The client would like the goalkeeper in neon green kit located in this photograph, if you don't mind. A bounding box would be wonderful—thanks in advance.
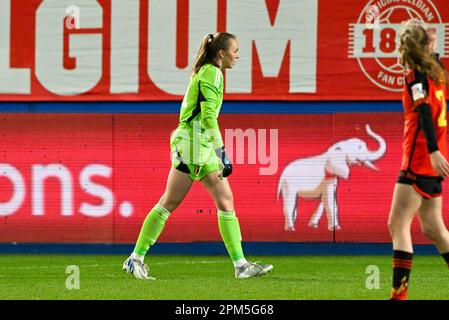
[123,33,273,280]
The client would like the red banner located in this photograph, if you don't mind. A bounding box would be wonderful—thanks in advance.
[0,0,448,101]
[0,113,447,244]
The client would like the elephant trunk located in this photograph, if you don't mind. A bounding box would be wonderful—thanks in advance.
[364,124,386,162]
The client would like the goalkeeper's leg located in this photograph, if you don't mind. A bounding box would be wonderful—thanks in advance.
[134,167,193,256]
[200,170,273,278]
[124,167,193,279]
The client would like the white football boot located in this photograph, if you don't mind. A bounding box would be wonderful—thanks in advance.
[235,261,273,279]
[122,256,155,280]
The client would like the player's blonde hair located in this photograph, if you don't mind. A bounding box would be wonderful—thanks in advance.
[192,32,236,74]
[399,19,447,85]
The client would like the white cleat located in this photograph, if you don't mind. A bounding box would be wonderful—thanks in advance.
[122,257,155,280]
[235,261,273,279]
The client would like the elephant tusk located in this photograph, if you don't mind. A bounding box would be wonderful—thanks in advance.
[363,160,379,171]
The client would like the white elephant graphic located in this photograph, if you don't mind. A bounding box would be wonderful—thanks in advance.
[277,124,386,231]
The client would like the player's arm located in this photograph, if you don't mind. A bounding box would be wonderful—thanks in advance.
[417,104,449,177]
[200,67,223,149]
[409,70,449,176]
[416,104,438,153]
[200,67,232,177]
[408,70,434,153]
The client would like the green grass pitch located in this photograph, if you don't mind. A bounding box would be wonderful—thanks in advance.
[0,255,447,300]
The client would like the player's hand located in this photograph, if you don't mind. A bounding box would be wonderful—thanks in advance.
[215,146,232,178]
[430,151,449,177]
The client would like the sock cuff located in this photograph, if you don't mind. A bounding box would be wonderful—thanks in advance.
[154,204,171,221]
[393,250,413,269]
[393,259,412,269]
[217,210,236,219]
[393,250,413,260]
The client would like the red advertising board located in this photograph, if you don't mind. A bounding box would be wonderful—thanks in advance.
[0,0,448,101]
[0,113,446,244]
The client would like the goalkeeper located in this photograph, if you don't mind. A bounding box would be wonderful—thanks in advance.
[123,32,273,280]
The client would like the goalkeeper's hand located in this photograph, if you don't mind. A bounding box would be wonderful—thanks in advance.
[215,146,233,178]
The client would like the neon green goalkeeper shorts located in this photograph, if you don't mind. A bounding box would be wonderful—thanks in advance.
[170,125,221,181]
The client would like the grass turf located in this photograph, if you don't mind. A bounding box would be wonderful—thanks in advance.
[0,255,447,300]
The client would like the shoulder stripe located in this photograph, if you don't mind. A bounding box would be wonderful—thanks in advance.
[201,64,221,88]
[214,68,222,88]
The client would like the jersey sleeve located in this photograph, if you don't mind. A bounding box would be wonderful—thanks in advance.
[416,104,439,153]
[406,70,439,153]
[406,69,429,110]
[199,66,224,149]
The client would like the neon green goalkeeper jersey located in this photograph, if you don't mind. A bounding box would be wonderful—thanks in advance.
[178,63,224,149]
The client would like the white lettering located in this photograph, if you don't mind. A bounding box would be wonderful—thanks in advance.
[0,164,26,216]
[258,129,279,176]
[226,129,258,165]
[148,0,217,95]
[79,164,114,217]
[32,164,73,216]
[0,0,31,93]
[227,0,318,93]
[110,0,139,93]
[225,128,279,175]
[2,2,323,96]
[365,265,380,289]
[65,5,81,30]
[65,265,80,289]
[35,0,103,95]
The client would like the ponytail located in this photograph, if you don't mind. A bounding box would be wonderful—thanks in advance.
[192,32,236,74]
[399,19,448,85]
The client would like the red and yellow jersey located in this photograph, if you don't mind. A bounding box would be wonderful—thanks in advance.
[401,69,447,177]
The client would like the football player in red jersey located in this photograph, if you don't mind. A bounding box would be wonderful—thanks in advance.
[388,19,449,300]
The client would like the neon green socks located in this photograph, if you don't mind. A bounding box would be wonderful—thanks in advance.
[133,204,171,256]
[133,206,247,267]
[218,210,246,263]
